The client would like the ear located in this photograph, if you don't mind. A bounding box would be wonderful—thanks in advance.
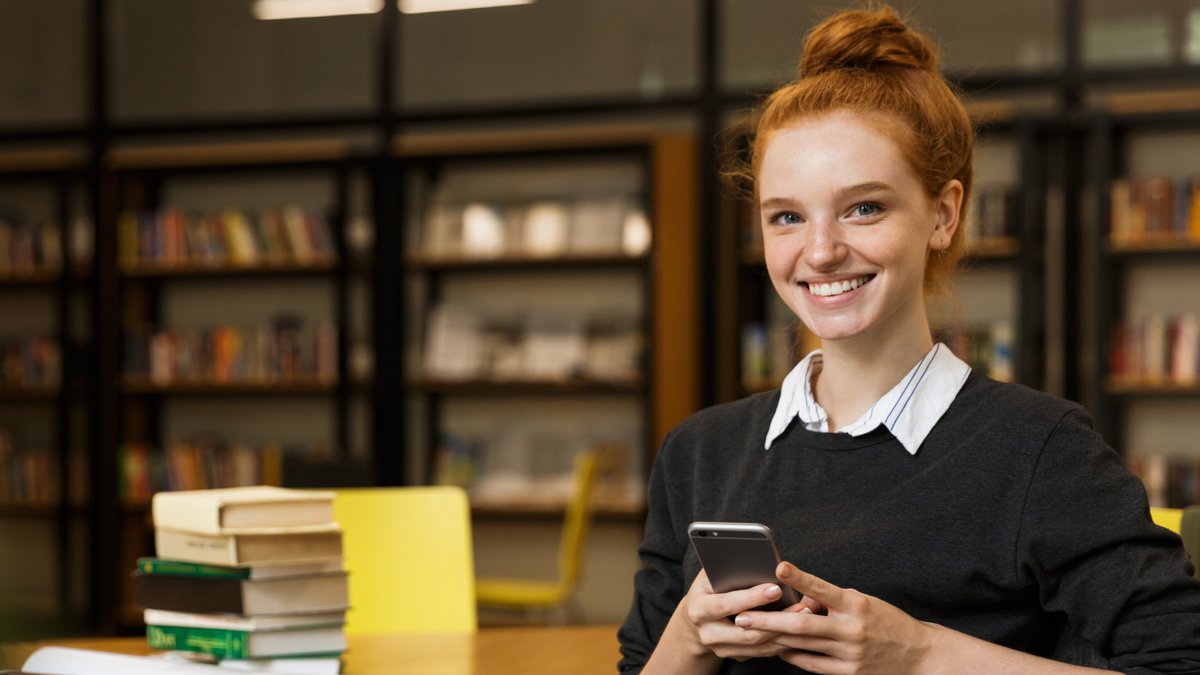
[928,179,963,251]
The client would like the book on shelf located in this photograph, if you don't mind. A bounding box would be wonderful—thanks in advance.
[1110,176,1200,246]
[152,485,335,535]
[136,569,349,616]
[0,430,60,506]
[1109,314,1200,385]
[154,524,343,567]
[521,201,569,257]
[569,198,627,254]
[1128,454,1200,508]
[460,202,507,258]
[146,623,346,660]
[138,556,343,580]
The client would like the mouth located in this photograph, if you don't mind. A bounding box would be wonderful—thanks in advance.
[803,275,874,298]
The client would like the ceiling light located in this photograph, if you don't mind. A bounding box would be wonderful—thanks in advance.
[398,0,534,14]
[253,0,383,20]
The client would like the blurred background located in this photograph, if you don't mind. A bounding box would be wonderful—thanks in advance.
[1,0,1199,639]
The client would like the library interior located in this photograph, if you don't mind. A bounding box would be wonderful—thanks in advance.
[1,0,1200,672]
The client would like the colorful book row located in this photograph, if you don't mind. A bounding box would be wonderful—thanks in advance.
[119,440,335,501]
[1110,176,1200,246]
[0,218,63,276]
[118,205,335,268]
[1109,314,1200,385]
[0,335,61,388]
[936,321,1015,383]
[1129,454,1200,509]
[0,436,59,506]
[122,319,338,385]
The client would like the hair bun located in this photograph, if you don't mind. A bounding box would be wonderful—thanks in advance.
[799,6,938,78]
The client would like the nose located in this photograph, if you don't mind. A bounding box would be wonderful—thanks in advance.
[802,217,846,271]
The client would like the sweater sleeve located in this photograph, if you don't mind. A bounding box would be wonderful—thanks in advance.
[617,429,691,674]
[1017,407,1200,673]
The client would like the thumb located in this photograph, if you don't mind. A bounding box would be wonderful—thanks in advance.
[777,561,842,608]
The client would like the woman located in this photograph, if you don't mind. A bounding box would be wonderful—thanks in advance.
[617,5,1200,674]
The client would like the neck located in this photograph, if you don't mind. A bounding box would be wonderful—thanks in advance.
[812,311,934,430]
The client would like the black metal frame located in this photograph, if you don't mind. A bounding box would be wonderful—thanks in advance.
[1,0,1199,635]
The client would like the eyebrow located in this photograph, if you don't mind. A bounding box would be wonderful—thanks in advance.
[759,181,895,210]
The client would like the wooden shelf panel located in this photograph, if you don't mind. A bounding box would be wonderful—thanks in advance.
[120,377,338,396]
[406,252,647,272]
[120,258,337,279]
[966,236,1020,259]
[1106,378,1200,396]
[410,376,644,395]
[0,386,60,401]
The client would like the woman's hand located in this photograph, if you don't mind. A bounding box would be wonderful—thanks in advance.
[677,569,798,661]
[731,561,934,674]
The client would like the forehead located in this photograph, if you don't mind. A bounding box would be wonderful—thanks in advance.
[757,111,915,194]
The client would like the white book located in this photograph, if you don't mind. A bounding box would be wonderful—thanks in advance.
[152,486,335,535]
[144,609,346,632]
[461,202,506,258]
[521,201,569,257]
[217,654,342,674]
[24,647,232,674]
[1171,314,1198,384]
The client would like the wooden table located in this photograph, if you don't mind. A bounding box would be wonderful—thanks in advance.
[1,624,622,674]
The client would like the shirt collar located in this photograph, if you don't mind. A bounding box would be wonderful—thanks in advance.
[765,342,971,455]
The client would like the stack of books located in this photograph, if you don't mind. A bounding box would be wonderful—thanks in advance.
[137,486,348,674]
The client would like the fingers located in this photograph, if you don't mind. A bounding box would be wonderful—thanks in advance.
[690,581,787,624]
[777,561,843,607]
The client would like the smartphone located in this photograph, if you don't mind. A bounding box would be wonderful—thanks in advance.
[688,521,799,611]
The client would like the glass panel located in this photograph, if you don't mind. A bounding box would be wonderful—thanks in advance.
[1083,0,1200,68]
[396,0,698,109]
[721,0,1061,93]
[110,0,376,122]
[0,0,87,127]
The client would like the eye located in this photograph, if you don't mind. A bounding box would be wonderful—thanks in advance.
[849,202,884,218]
[768,211,802,226]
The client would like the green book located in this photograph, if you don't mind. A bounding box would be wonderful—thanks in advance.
[137,556,342,580]
[146,623,346,659]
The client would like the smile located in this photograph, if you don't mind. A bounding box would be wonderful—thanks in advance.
[805,275,873,298]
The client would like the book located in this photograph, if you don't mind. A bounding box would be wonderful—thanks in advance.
[154,524,343,567]
[144,608,345,632]
[215,654,343,674]
[136,570,349,616]
[137,556,343,580]
[151,485,335,534]
[147,623,346,659]
[23,646,235,674]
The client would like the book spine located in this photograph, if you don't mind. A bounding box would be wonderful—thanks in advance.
[137,557,250,579]
[146,623,250,659]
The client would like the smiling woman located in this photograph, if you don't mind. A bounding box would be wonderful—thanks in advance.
[617,5,1200,675]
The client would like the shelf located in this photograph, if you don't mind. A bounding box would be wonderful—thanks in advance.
[120,258,337,279]
[406,252,647,272]
[0,503,68,518]
[965,236,1020,260]
[120,376,338,396]
[410,376,644,396]
[0,386,60,402]
[1106,378,1200,396]
[1107,240,1200,258]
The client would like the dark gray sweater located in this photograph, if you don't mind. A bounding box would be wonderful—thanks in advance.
[617,374,1200,674]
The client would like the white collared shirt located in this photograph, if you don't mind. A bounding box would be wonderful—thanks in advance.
[764,343,971,454]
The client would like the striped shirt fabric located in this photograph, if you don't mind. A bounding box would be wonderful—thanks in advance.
[764,342,971,454]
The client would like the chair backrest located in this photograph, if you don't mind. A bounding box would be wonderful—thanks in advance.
[557,452,599,593]
[1151,506,1183,534]
[333,486,476,634]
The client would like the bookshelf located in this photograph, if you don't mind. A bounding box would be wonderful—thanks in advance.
[1090,109,1200,508]
[102,140,373,628]
[0,149,92,637]
[396,131,697,519]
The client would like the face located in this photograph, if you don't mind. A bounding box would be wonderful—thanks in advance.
[757,110,961,348]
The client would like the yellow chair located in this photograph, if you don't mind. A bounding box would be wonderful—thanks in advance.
[475,452,598,621]
[1151,505,1200,580]
[333,486,476,634]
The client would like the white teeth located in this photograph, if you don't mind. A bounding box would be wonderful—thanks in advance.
[808,276,868,297]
